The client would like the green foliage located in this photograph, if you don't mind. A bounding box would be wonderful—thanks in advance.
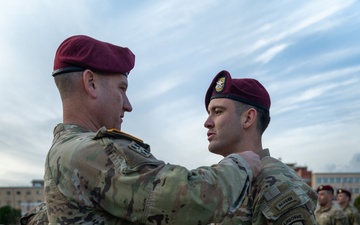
[0,205,21,225]
[355,195,360,211]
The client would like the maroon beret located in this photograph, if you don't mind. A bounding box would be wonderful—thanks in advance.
[52,35,135,77]
[317,185,334,194]
[205,70,271,111]
[337,188,351,199]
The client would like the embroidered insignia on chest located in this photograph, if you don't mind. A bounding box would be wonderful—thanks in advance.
[215,77,225,93]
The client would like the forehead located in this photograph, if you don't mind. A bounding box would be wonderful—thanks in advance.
[105,73,129,85]
[318,190,332,195]
[208,98,236,110]
[337,193,347,197]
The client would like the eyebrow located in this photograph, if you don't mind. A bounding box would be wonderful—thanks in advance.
[208,105,226,112]
[119,80,128,87]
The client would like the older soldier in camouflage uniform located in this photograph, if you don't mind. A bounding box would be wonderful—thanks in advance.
[20,35,262,225]
[316,185,349,225]
[337,188,360,225]
[204,70,318,224]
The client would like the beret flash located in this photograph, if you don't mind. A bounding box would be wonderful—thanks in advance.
[52,35,135,77]
[317,185,334,194]
[205,70,271,111]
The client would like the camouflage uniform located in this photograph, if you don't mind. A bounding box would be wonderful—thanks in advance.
[343,204,360,225]
[20,202,48,225]
[42,123,254,225]
[315,204,349,225]
[210,149,318,225]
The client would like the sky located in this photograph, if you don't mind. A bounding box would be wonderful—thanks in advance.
[0,0,359,186]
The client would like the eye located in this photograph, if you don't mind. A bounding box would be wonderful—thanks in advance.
[119,85,127,93]
[214,109,222,115]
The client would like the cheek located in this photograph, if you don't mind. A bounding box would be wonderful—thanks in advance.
[223,115,241,131]
[110,92,123,104]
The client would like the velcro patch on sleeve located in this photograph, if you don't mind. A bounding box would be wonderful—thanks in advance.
[272,191,301,213]
[275,195,298,211]
[260,189,304,220]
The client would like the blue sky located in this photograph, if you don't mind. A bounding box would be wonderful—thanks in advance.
[0,0,359,186]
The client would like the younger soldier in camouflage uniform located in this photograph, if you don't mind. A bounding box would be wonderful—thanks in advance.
[21,35,262,225]
[337,188,360,225]
[204,70,318,224]
[316,185,349,225]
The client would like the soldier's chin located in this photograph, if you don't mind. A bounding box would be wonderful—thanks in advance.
[208,145,222,156]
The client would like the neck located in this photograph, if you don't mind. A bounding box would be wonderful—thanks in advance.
[322,201,332,209]
[242,131,263,151]
[338,202,348,209]
[62,100,99,132]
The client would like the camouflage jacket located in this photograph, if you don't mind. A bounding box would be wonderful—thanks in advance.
[210,149,318,225]
[20,202,48,225]
[41,123,254,225]
[315,204,349,225]
[343,204,360,225]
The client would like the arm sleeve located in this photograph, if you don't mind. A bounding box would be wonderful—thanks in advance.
[46,135,253,224]
[144,154,252,224]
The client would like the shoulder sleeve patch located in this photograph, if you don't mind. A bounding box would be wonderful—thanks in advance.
[128,141,152,158]
[278,206,317,225]
[260,186,313,220]
[93,127,150,149]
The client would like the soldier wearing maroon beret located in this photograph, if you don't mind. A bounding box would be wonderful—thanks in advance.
[20,36,262,225]
[337,188,360,225]
[316,184,349,225]
[206,70,318,225]
[318,185,335,194]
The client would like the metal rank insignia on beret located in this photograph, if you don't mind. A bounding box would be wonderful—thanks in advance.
[215,77,225,93]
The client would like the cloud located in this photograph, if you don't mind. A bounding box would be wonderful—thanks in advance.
[251,0,354,52]
[1,0,360,186]
[325,153,360,172]
[255,44,289,64]
[133,75,187,102]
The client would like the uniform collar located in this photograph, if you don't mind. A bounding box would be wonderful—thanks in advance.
[256,148,270,159]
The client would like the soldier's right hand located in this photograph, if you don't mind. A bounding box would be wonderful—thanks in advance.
[238,151,261,178]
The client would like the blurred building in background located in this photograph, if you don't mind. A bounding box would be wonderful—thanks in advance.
[0,180,44,215]
[287,163,313,187]
[312,172,360,200]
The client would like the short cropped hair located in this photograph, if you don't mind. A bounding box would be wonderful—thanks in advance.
[54,71,83,99]
[234,101,270,134]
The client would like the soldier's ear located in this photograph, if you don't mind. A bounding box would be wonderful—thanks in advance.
[242,108,257,129]
[82,69,98,98]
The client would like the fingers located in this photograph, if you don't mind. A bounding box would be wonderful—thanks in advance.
[238,151,261,177]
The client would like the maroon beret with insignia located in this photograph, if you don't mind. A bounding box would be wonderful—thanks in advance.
[205,70,271,111]
[317,185,334,194]
[52,35,135,77]
[337,188,351,199]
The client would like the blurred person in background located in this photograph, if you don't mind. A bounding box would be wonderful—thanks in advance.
[316,185,349,225]
[337,188,360,225]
